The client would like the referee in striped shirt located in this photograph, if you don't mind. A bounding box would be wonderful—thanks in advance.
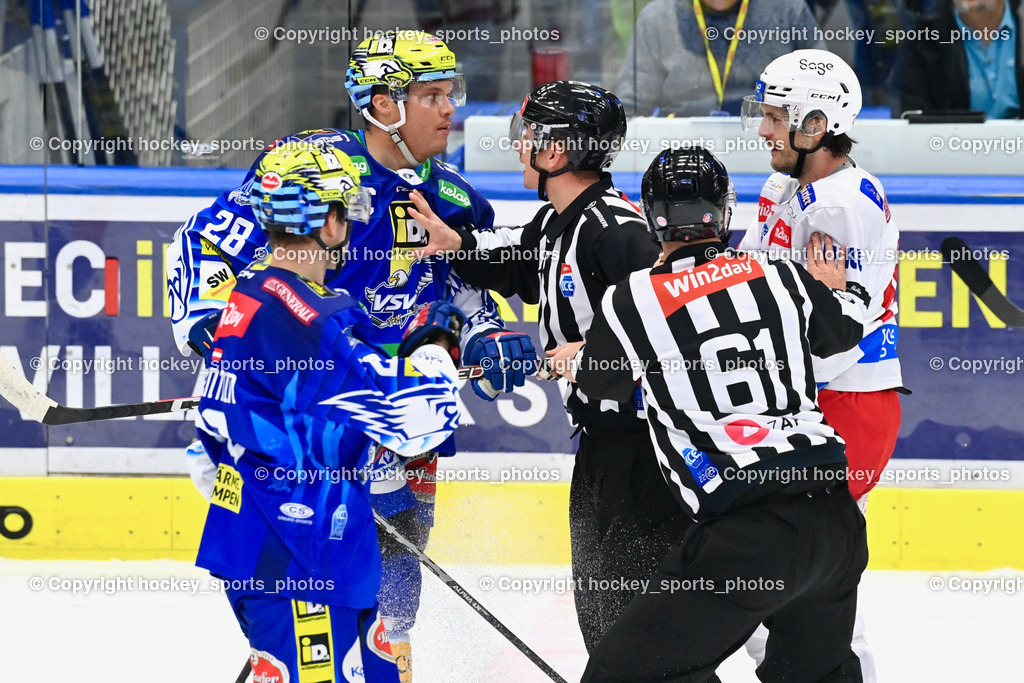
[558,147,871,682]
[411,81,694,653]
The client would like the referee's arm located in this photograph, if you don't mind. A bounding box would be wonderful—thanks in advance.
[573,287,638,403]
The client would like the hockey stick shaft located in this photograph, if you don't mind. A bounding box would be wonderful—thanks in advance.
[0,358,488,425]
[373,511,568,683]
[941,237,1024,328]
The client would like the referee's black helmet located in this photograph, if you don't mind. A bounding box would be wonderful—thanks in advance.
[641,146,735,243]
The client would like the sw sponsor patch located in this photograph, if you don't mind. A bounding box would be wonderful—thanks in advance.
[199,260,236,301]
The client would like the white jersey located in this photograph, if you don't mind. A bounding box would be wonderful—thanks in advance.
[738,160,902,392]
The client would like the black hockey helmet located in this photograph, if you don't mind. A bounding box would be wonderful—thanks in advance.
[508,80,627,199]
[641,146,735,243]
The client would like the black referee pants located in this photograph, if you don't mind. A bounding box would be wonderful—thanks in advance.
[581,487,869,682]
[570,427,694,653]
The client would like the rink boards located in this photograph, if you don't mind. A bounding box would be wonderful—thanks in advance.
[1,168,1023,568]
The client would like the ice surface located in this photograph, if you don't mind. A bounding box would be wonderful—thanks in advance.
[1,559,1021,682]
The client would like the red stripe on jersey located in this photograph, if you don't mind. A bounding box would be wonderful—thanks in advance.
[263,277,318,325]
[652,256,764,317]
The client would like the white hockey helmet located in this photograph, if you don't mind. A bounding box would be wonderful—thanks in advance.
[741,49,862,137]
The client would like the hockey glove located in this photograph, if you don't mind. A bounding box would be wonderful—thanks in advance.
[187,310,222,361]
[397,301,467,364]
[464,331,538,400]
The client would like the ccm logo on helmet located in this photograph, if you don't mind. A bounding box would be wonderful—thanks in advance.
[798,59,834,76]
[808,91,840,102]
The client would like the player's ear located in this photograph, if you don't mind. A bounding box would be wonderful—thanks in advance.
[370,91,397,122]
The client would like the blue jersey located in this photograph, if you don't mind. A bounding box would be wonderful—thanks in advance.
[195,263,460,607]
[167,128,502,357]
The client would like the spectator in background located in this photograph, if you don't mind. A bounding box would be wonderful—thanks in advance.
[616,0,825,117]
[899,0,1023,118]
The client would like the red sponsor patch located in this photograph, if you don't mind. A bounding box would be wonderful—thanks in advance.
[768,219,792,248]
[211,348,223,363]
[757,197,776,223]
[652,256,764,317]
[367,613,394,661]
[263,277,318,325]
[260,172,282,192]
[561,263,572,275]
[724,419,770,446]
[216,292,262,339]
[249,649,289,683]
[882,195,891,223]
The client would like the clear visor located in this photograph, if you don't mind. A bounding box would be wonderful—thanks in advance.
[506,113,560,154]
[393,73,467,108]
[740,96,766,132]
[345,186,373,224]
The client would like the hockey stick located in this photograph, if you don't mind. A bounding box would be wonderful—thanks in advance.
[941,237,1024,328]
[230,507,567,683]
[0,355,490,425]
[373,511,568,683]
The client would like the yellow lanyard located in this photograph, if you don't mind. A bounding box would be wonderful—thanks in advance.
[693,0,750,109]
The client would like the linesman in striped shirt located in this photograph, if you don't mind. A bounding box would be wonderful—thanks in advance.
[560,147,872,682]
[410,81,694,653]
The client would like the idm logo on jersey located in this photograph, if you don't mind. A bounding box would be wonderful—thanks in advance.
[390,202,428,248]
[559,264,576,297]
[681,447,719,487]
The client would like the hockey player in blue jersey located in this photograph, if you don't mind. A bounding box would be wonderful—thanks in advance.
[196,142,468,683]
[167,31,536,680]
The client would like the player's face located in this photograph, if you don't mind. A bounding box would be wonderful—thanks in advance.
[399,80,457,162]
[757,103,819,174]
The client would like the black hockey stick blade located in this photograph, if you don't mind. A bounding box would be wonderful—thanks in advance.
[374,511,568,683]
[941,237,1024,328]
[234,658,251,683]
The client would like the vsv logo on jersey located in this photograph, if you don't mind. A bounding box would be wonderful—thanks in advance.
[559,264,576,298]
[768,219,792,248]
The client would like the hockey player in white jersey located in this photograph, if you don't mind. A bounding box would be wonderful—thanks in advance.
[738,48,906,682]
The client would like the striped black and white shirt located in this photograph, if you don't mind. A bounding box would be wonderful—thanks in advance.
[575,241,867,519]
[452,174,659,429]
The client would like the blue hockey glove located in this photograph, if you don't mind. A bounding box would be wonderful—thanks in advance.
[464,331,538,400]
[398,301,467,364]
[187,310,222,361]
